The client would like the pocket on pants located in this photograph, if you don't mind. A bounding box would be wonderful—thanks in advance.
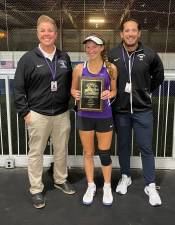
[27,110,43,128]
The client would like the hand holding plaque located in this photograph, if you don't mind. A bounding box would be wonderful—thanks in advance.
[79,77,104,111]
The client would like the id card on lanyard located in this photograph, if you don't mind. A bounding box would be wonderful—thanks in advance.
[122,47,135,94]
[125,82,131,93]
[51,81,57,91]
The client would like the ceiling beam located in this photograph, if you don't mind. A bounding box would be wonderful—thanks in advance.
[118,0,135,28]
[63,8,78,29]
[0,2,37,29]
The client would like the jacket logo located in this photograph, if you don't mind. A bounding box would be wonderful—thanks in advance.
[137,54,146,61]
[113,58,120,62]
[36,64,44,68]
[57,60,67,68]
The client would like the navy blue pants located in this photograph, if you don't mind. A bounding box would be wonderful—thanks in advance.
[113,110,155,185]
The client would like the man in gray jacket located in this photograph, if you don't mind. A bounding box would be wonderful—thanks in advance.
[108,18,164,206]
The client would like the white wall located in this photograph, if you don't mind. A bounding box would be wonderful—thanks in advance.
[0,51,174,70]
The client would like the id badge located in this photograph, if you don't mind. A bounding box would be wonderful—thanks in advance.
[51,81,57,92]
[125,82,131,93]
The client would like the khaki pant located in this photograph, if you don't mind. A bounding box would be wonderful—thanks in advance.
[27,110,70,194]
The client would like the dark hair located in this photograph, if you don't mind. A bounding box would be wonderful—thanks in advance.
[120,18,141,31]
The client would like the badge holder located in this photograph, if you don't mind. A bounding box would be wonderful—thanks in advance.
[51,81,57,92]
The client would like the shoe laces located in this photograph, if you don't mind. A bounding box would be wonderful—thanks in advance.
[85,186,96,197]
[103,186,112,198]
[32,193,44,203]
[119,176,129,186]
[148,185,160,197]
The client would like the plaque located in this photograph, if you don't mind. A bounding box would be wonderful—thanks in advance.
[79,77,104,111]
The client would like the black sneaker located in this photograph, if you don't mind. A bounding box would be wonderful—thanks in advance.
[32,192,46,209]
[54,181,76,195]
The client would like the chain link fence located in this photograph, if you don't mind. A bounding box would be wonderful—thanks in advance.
[0,0,174,52]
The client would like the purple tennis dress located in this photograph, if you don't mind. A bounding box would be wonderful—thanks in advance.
[77,62,112,118]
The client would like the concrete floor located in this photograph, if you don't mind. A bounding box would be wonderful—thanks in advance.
[0,167,175,225]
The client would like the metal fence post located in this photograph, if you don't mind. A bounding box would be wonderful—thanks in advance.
[172,98,175,159]
[5,76,14,168]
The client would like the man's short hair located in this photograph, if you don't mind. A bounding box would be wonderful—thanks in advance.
[37,15,57,32]
[120,18,141,31]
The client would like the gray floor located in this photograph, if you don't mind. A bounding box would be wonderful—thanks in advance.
[0,167,175,225]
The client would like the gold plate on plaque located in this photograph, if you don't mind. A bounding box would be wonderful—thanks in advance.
[79,77,104,112]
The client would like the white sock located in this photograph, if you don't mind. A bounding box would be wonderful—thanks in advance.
[88,182,96,188]
[104,183,111,188]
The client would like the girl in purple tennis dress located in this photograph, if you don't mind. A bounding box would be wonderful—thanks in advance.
[71,34,117,205]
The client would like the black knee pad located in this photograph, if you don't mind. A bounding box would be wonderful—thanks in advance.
[98,149,112,166]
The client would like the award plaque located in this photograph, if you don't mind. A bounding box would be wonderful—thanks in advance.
[79,77,104,111]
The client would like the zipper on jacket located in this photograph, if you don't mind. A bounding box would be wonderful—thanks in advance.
[128,56,133,114]
[125,48,143,114]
